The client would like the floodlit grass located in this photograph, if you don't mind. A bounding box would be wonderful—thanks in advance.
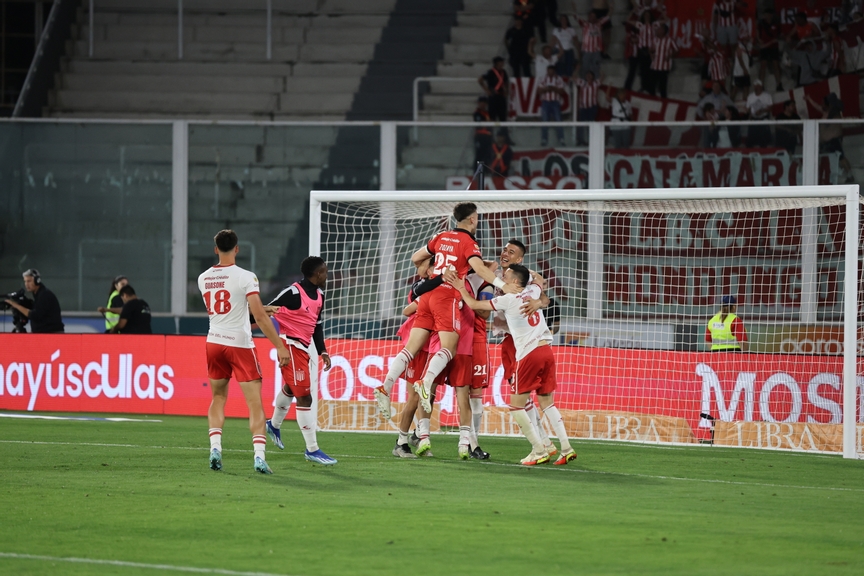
[0,412,862,576]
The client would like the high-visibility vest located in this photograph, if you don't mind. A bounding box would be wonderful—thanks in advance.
[490,144,509,172]
[708,313,740,350]
[105,290,121,330]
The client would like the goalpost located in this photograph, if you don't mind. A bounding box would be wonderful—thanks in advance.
[309,186,862,459]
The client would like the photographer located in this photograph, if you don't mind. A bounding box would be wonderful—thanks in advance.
[4,269,64,333]
[108,285,151,334]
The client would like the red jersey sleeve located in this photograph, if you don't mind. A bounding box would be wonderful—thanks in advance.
[731,318,747,342]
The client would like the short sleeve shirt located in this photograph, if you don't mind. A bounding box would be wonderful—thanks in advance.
[119,298,152,334]
[198,264,259,348]
[490,283,553,360]
[426,229,483,278]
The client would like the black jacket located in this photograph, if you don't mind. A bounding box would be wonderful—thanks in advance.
[29,285,65,333]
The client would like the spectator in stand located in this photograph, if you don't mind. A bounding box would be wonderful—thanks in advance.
[532,0,549,43]
[538,65,567,146]
[808,92,854,183]
[786,11,821,45]
[506,18,534,77]
[730,36,751,101]
[702,103,721,147]
[774,99,801,154]
[825,24,846,77]
[787,39,829,87]
[530,42,559,77]
[551,15,578,77]
[721,104,743,147]
[607,87,633,149]
[490,131,514,176]
[648,23,677,98]
[514,0,535,37]
[712,0,744,63]
[473,97,493,171]
[622,17,640,91]
[592,0,614,59]
[577,9,610,79]
[575,69,601,146]
[633,9,660,93]
[745,80,772,147]
[704,37,729,92]
[479,57,509,121]
[698,81,734,118]
[756,8,783,91]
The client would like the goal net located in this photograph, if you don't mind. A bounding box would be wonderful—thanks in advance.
[308,187,863,457]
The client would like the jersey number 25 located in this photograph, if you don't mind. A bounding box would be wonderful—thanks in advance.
[433,252,458,275]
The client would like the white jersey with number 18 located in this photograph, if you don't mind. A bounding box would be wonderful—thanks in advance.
[197,263,259,348]
[490,283,553,361]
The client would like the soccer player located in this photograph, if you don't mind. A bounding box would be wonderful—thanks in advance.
[198,229,291,474]
[491,240,555,455]
[263,256,337,465]
[374,202,518,418]
[448,265,577,466]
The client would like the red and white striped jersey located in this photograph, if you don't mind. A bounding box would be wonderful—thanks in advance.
[538,74,566,103]
[708,48,728,80]
[636,21,657,50]
[650,37,677,71]
[579,16,609,53]
[830,37,844,70]
[713,0,737,27]
[576,78,600,108]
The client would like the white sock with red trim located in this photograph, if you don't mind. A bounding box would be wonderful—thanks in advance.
[422,349,453,386]
[209,428,222,452]
[252,434,266,460]
[525,399,550,444]
[271,389,293,429]
[544,404,571,451]
[459,426,471,448]
[296,406,319,452]
[382,349,413,394]
[510,406,545,453]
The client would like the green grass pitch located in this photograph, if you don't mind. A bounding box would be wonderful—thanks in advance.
[0,412,862,576]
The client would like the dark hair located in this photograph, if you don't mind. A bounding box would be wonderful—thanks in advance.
[559,15,570,27]
[703,103,715,112]
[783,99,795,109]
[108,275,127,297]
[453,202,477,222]
[507,239,527,255]
[214,229,238,252]
[301,256,326,278]
[493,56,504,64]
[796,11,807,19]
[508,263,530,288]
[119,285,136,297]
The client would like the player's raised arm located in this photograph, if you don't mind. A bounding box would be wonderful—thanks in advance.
[520,270,551,316]
[411,246,432,268]
[469,256,519,294]
[445,270,494,312]
[248,293,291,367]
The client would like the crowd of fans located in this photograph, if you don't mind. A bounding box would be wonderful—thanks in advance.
[472,0,861,179]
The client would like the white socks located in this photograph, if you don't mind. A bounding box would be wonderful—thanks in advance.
[526,400,550,444]
[510,406,545,453]
[296,406,319,452]
[209,428,222,451]
[544,404,572,451]
[383,349,414,394]
[270,388,293,429]
[459,425,472,448]
[422,349,453,386]
[418,417,431,441]
[469,395,484,437]
[252,434,266,460]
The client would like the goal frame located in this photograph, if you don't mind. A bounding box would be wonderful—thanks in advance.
[310,186,860,458]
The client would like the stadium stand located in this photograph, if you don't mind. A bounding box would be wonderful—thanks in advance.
[49,0,393,120]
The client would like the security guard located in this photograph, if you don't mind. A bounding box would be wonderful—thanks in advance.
[98,275,128,332]
[705,295,747,352]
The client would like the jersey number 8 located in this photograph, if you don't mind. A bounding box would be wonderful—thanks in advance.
[203,290,232,315]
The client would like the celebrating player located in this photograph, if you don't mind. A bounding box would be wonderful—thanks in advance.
[264,256,337,465]
[198,229,291,475]
[448,264,577,466]
[490,240,555,454]
[374,202,518,418]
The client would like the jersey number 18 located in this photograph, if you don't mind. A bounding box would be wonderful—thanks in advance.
[203,290,232,315]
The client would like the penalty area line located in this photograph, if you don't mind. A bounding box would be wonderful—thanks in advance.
[0,551,297,576]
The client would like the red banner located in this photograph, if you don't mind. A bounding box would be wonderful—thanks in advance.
[774,74,861,119]
[509,77,572,118]
[446,148,843,190]
[775,0,842,33]
[1,335,861,443]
